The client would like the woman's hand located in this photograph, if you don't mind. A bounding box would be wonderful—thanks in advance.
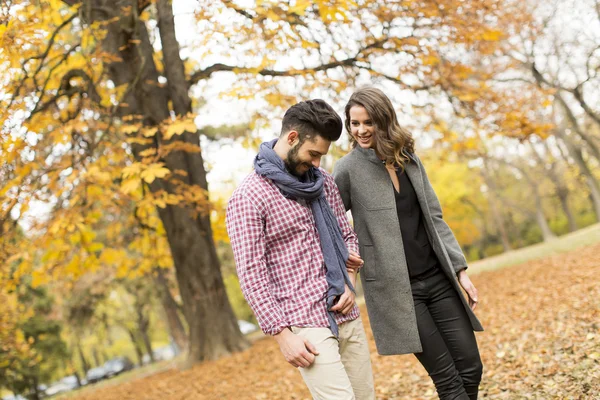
[346,251,363,273]
[457,269,479,310]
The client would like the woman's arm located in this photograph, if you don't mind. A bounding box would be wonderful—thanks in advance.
[332,162,352,212]
[417,156,468,274]
[417,156,479,309]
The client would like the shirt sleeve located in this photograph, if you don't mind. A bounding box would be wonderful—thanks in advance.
[226,193,288,335]
[324,172,359,255]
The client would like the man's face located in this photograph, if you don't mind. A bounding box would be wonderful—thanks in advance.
[285,134,331,177]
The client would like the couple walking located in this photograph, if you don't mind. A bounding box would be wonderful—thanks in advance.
[226,87,483,400]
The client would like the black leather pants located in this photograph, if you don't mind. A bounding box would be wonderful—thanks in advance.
[411,269,483,400]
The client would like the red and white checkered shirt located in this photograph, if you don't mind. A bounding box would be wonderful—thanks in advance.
[226,169,360,336]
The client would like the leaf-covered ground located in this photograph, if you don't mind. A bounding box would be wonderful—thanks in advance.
[74,243,600,399]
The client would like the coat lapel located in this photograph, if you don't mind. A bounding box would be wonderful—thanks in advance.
[404,157,425,205]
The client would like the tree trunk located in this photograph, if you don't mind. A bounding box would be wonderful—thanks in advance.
[557,130,600,221]
[557,188,578,232]
[572,86,600,129]
[530,140,578,232]
[127,328,145,366]
[101,313,114,346]
[486,156,557,242]
[529,177,557,241]
[136,304,154,363]
[535,207,557,241]
[461,197,490,259]
[486,192,512,251]
[81,0,248,365]
[92,347,102,367]
[555,91,600,162]
[76,341,90,373]
[73,369,83,387]
[481,164,512,251]
[154,268,188,352]
[530,64,600,162]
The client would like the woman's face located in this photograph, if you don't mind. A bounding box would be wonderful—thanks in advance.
[349,106,376,149]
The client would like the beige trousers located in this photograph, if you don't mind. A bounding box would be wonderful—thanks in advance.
[291,317,375,400]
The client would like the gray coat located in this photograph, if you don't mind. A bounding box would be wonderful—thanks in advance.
[333,146,483,355]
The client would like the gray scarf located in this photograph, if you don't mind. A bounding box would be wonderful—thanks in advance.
[254,139,354,337]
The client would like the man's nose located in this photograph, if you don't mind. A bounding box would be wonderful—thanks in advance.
[312,158,321,168]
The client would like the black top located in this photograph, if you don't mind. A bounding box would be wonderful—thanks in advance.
[393,166,439,278]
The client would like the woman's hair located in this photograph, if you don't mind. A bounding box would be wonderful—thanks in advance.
[344,86,415,169]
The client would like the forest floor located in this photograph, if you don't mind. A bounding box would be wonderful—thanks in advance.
[71,236,600,399]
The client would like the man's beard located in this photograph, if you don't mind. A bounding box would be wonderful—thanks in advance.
[285,145,310,177]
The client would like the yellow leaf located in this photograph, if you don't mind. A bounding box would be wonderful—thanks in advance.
[140,163,170,183]
[140,148,157,157]
[142,127,158,137]
[122,163,142,178]
[122,124,140,134]
[154,198,167,208]
[421,55,439,66]
[164,120,197,140]
[266,9,281,21]
[86,166,111,183]
[116,264,129,278]
[457,93,478,102]
[289,0,311,15]
[88,242,104,252]
[65,255,81,275]
[482,30,503,41]
[81,229,96,244]
[31,270,48,288]
[120,178,141,194]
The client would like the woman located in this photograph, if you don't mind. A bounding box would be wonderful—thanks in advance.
[333,87,484,400]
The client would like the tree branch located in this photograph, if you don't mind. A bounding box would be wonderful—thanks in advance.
[30,68,101,117]
[8,12,78,110]
[188,57,359,86]
[187,35,395,86]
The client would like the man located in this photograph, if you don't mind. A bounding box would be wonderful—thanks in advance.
[226,99,375,399]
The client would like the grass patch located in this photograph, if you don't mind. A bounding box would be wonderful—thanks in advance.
[468,222,600,274]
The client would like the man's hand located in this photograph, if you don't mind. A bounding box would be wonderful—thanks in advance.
[346,251,364,273]
[274,329,319,368]
[457,269,479,310]
[330,284,356,315]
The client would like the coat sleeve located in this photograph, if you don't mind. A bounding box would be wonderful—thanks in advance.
[417,156,468,274]
[332,160,352,212]
[324,171,359,255]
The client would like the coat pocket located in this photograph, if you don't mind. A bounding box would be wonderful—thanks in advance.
[355,197,394,212]
[361,244,376,281]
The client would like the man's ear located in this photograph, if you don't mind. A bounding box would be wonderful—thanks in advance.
[287,130,299,146]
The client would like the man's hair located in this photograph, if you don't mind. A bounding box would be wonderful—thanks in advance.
[280,99,343,143]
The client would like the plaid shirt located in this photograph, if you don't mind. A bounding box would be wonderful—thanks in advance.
[226,169,360,336]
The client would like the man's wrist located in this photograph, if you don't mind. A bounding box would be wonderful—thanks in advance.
[349,270,357,286]
[273,327,292,342]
